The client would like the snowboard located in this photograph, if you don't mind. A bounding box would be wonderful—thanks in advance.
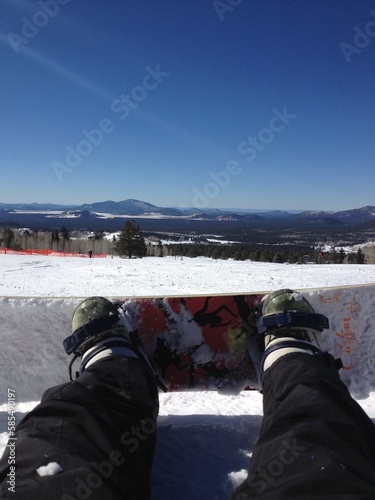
[1,284,375,402]
[115,284,375,392]
[116,294,264,391]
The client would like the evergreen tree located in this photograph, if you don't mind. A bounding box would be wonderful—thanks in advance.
[60,226,70,250]
[338,248,346,264]
[272,252,284,263]
[2,228,15,248]
[22,229,32,249]
[347,252,355,264]
[51,230,60,250]
[250,249,261,262]
[233,250,244,261]
[329,246,337,264]
[148,242,155,257]
[211,247,222,260]
[287,253,299,264]
[260,249,272,262]
[94,230,105,240]
[355,248,365,264]
[114,220,147,258]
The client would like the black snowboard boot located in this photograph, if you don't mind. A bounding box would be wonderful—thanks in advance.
[63,297,166,389]
[256,289,331,376]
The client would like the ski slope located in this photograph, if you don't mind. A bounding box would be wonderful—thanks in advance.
[0,254,375,499]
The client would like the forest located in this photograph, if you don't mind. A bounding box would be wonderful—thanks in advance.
[0,224,367,264]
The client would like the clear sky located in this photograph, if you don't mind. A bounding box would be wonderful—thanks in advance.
[1,0,374,211]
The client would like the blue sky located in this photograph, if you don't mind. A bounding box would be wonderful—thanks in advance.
[1,0,374,211]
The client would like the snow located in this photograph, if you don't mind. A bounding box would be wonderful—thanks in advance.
[0,254,374,499]
[36,462,63,476]
[0,254,374,297]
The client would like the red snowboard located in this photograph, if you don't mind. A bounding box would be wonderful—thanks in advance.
[119,294,264,391]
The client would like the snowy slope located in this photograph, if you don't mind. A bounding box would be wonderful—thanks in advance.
[1,253,374,297]
[0,255,375,499]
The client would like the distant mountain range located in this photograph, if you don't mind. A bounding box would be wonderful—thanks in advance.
[0,199,375,225]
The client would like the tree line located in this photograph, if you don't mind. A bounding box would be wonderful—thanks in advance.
[164,243,366,264]
[0,226,112,255]
[0,222,367,263]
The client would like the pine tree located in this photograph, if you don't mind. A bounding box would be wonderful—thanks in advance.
[2,228,15,248]
[114,220,147,258]
[338,248,346,264]
[60,226,70,251]
[251,249,261,262]
[272,252,284,263]
[51,230,60,250]
[355,248,365,264]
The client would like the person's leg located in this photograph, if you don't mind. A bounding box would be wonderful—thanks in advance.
[232,352,375,499]
[0,357,158,499]
[232,289,375,499]
[0,297,160,499]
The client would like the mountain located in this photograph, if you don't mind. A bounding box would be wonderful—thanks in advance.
[259,210,295,219]
[1,199,375,228]
[47,210,101,219]
[0,202,78,211]
[79,199,157,215]
[294,211,343,226]
[291,206,375,226]
[330,206,375,225]
[79,199,182,217]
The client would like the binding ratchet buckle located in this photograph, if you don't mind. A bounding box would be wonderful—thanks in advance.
[256,311,329,335]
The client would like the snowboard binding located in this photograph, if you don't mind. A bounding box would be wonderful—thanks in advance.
[63,297,167,391]
[252,289,342,388]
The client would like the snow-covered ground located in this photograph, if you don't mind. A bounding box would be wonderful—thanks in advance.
[0,254,375,499]
[0,253,374,297]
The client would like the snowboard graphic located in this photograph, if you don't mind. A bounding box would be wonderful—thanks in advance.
[115,285,375,391]
[116,294,264,391]
[1,284,374,401]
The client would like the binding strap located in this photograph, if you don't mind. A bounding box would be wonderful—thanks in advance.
[260,339,343,389]
[257,311,329,334]
[63,314,120,355]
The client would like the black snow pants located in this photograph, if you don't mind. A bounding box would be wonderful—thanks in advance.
[0,356,159,500]
[231,352,375,499]
[2,351,375,499]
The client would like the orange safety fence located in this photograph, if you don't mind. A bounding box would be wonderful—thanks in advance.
[0,248,106,258]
